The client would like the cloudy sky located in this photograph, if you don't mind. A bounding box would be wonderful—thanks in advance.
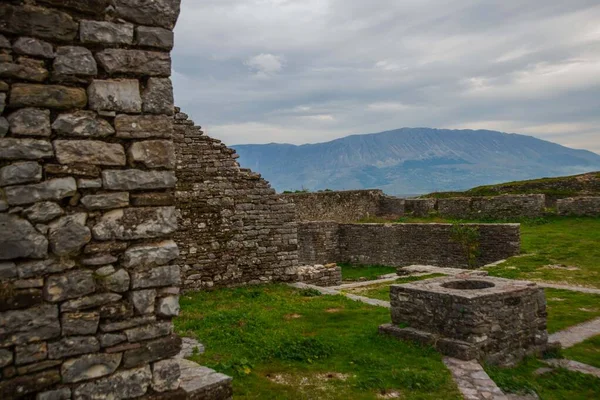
[172,0,600,153]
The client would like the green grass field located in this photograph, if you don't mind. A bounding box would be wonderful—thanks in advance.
[545,288,600,333]
[175,284,461,400]
[342,274,446,301]
[339,263,397,282]
[563,335,600,369]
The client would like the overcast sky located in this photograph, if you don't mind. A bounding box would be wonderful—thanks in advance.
[172,0,600,153]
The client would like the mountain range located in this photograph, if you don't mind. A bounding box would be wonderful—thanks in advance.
[231,128,600,195]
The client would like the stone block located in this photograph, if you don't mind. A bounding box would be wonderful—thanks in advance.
[15,342,47,365]
[80,20,134,45]
[22,201,63,223]
[0,288,44,312]
[102,169,177,191]
[61,353,122,383]
[115,0,181,30]
[0,262,16,279]
[48,213,91,256]
[81,192,129,210]
[128,140,176,169]
[136,26,175,50]
[143,77,174,115]
[73,365,152,399]
[130,290,157,315]
[53,46,97,76]
[0,348,13,367]
[54,140,126,166]
[5,177,76,206]
[7,108,51,137]
[43,270,95,302]
[0,62,49,82]
[98,333,126,348]
[122,240,179,268]
[48,336,99,359]
[152,359,180,392]
[53,110,115,138]
[0,370,61,399]
[60,293,122,313]
[36,387,71,400]
[61,312,100,336]
[13,37,54,58]
[0,4,78,41]
[0,34,9,48]
[131,265,180,289]
[77,178,102,189]
[0,304,60,347]
[131,192,174,206]
[10,84,87,109]
[88,79,141,113]
[157,295,180,317]
[0,138,53,160]
[115,114,173,139]
[0,162,42,187]
[96,49,171,76]
[45,163,100,178]
[17,257,74,279]
[0,116,8,136]
[125,322,173,343]
[92,206,178,241]
[82,254,118,266]
[0,214,48,260]
[122,334,181,368]
[37,0,110,15]
[97,268,131,293]
[100,315,156,333]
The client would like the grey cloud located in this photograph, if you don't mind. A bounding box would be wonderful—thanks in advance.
[172,0,600,153]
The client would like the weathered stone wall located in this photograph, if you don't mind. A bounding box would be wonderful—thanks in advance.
[0,1,185,398]
[557,197,600,217]
[282,190,404,222]
[438,195,545,219]
[404,199,437,217]
[298,222,520,268]
[173,111,299,290]
[295,264,342,287]
[297,221,340,265]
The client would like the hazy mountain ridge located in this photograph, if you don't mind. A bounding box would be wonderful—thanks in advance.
[231,128,600,195]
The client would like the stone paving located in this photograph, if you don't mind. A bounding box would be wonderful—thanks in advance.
[548,317,600,348]
[544,358,600,378]
[443,357,512,400]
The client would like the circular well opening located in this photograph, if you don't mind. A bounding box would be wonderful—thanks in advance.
[441,280,495,290]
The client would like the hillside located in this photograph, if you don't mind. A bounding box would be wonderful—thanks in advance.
[232,128,600,195]
[422,171,600,200]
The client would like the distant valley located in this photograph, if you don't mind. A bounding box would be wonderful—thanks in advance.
[232,128,600,195]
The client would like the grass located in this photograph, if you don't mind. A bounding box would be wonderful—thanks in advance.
[545,289,600,333]
[343,274,446,301]
[486,217,600,288]
[485,357,600,400]
[339,263,397,282]
[563,335,600,369]
[175,284,462,399]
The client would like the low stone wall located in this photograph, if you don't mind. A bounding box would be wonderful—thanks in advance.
[404,199,437,217]
[435,194,545,219]
[298,222,521,268]
[295,264,342,287]
[557,197,600,216]
[297,222,340,265]
[174,112,299,290]
[282,190,404,222]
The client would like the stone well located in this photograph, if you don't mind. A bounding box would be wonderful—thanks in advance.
[379,276,548,366]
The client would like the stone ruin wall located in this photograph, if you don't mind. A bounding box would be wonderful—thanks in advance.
[557,196,600,217]
[298,222,521,268]
[282,189,405,222]
[436,194,546,219]
[0,1,186,398]
[173,112,300,290]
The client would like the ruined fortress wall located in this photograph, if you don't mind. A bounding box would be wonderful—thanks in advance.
[0,1,184,398]
[297,221,340,265]
[298,222,520,268]
[282,190,404,222]
[429,195,546,219]
[338,223,521,268]
[557,197,600,216]
[173,112,299,290]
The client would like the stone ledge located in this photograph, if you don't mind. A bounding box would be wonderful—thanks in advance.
[178,359,233,400]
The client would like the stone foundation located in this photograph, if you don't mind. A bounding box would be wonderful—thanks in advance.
[380,276,548,366]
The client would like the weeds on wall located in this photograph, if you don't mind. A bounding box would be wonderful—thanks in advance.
[450,224,481,268]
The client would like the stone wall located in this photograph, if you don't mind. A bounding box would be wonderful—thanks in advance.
[557,197,600,216]
[437,195,545,219]
[297,221,340,265]
[404,199,437,217]
[173,111,299,290]
[282,190,404,222]
[295,264,342,287]
[298,222,521,268]
[0,1,186,398]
